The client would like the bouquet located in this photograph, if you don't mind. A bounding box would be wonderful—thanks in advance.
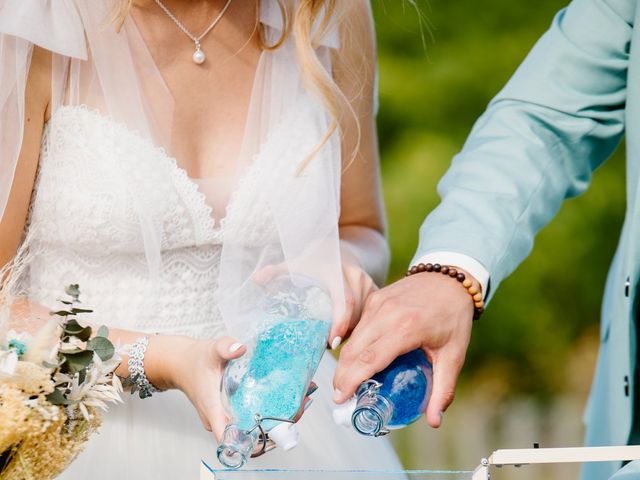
[0,285,122,480]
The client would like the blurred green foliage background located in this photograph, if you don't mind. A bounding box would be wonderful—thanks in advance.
[373,0,626,399]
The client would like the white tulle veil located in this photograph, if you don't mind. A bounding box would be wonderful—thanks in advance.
[0,0,345,339]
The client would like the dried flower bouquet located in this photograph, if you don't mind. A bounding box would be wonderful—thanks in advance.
[0,285,122,480]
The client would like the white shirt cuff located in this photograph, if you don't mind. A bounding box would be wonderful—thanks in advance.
[413,252,490,300]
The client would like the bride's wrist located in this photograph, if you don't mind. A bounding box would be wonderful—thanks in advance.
[143,334,197,391]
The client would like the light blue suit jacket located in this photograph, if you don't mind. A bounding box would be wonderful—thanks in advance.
[413,0,637,478]
[611,460,640,479]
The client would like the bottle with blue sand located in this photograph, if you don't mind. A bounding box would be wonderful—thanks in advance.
[217,274,332,469]
[333,349,433,436]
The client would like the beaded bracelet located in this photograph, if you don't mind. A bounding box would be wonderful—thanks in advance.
[405,263,485,320]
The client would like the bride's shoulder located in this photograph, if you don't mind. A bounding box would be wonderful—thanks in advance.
[317,0,375,39]
[329,0,372,23]
[331,0,375,54]
[332,0,376,70]
[0,0,88,60]
[336,0,373,17]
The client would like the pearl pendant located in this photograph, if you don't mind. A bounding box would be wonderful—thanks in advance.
[192,47,205,65]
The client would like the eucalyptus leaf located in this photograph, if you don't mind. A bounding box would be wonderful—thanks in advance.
[65,284,80,300]
[51,310,73,317]
[87,336,115,361]
[97,325,109,338]
[75,326,93,342]
[42,360,61,369]
[58,347,83,355]
[64,350,93,374]
[62,319,84,334]
[46,389,72,406]
[71,307,93,314]
[61,320,92,341]
[59,358,70,374]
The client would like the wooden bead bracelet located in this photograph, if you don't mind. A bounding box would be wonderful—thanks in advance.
[405,263,485,320]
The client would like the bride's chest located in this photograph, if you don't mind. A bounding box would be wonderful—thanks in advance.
[29,106,273,253]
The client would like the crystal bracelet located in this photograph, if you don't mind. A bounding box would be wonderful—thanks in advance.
[127,336,164,399]
[406,263,485,320]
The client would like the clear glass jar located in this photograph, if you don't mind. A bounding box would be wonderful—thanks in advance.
[334,349,433,436]
[217,274,332,468]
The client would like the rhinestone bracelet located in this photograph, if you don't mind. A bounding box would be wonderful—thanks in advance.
[127,336,163,399]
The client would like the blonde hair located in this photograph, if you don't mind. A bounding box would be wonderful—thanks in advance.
[114,0,357,172]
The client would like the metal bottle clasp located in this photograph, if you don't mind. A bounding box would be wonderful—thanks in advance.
[362,379,383,396]
[358,379,390,437]
[246,413,295,458]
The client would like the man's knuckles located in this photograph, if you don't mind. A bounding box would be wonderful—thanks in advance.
[357,347,377,365]
[339,343,377,366]
[432,388,456,409]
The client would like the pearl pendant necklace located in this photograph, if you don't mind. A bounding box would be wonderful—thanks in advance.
[193,42,206,65]
[154,0,234,65]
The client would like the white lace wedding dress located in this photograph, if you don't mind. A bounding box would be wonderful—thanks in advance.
[9,5,405,479]
[23,103,404,480]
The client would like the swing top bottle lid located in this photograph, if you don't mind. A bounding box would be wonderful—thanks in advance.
[269,422,300,451]
[332,397,357,428]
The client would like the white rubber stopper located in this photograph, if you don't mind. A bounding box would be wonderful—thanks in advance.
[332,397,357,428]
[269,422,299,451]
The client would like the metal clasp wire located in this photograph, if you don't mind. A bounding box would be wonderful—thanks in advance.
[246,413,295,458]
[362,379,383,397]
[359,379,390,437]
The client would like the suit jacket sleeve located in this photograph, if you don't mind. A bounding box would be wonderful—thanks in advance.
[413,0,634,300]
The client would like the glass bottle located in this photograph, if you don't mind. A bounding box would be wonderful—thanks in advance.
[334,349,433,436]
[217,274,332,468]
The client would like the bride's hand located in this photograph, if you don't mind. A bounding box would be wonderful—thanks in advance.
[145,335,318,444]
[164,336,247,441]
[327,244,377,351]
[8,297,55,334]
[253,245,377,352]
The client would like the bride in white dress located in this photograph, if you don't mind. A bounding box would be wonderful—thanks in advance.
[0,0,403,478]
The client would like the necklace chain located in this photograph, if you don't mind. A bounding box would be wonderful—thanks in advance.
[153,0,234,48]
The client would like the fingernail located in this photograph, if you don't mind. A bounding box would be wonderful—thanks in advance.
[439,411,444,425]
[303,398,314,412]
[229,342,243,353]
[333,389,343,403]
[330,336,342,350]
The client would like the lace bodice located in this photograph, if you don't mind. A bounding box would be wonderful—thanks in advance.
[24,105,277,339]
[11,0,344,340]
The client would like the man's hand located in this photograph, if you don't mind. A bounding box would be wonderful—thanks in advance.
[332,270,475,428]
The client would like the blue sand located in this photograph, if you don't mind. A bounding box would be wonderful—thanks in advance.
[229,319,330,431]
[371,349,432,428]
